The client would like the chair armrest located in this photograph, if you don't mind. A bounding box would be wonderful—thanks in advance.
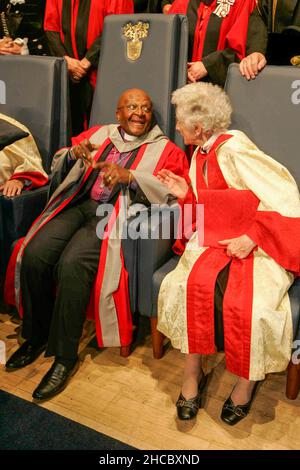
[137,204,180,316]
[0,186,48,270]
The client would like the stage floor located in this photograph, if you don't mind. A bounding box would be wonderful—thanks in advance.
[1,312,300,450]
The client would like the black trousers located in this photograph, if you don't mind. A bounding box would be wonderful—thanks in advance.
[214,262,230,352]
[21,198,102,360]
[69,79,93,136]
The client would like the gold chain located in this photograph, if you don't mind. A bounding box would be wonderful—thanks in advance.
[272,0,278,33]
[1,11,10,37]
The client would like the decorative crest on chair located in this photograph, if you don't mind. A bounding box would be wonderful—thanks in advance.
[213,0,235,18]
[122,21,150,61]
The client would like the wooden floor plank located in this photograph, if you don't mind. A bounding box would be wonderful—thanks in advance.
[1,314,299,450]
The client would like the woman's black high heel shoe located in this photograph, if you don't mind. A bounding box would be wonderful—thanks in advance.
[221,381,261,426]
[176,373,209,420]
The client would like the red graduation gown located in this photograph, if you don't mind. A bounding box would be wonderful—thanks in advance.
[169,0,256,84]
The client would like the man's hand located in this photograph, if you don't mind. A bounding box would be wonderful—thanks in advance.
[218,234,256,259]
[70,139,99,165]
[239,53,267,80]
[64,56,87,82]
[157,169,189,199]
[92,162,134,190]
[162,3,172,13]
[0,179,24,197]
[80,57,91,71]
[187,61,208,83]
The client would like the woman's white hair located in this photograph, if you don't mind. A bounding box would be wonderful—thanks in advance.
[171,82,232,134]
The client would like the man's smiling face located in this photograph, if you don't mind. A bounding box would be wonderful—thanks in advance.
[116,89,153,137]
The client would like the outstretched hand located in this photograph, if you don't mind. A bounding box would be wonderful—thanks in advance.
[71,139,99,166]
[156,169,189,199]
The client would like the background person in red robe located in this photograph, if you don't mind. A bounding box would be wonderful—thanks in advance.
[165,0,256,86]
[240,0,300,80]
[44,0,134,135]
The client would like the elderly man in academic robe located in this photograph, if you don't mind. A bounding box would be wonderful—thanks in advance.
[4,88,189,400]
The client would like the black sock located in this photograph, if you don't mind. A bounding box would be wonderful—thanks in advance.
[29,338,47,348]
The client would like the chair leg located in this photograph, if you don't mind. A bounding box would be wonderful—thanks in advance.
[120,345,131,358]
[286,360,300,400]
[150,317,165,359]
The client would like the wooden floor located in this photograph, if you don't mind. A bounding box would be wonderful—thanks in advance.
[1,312,300,450]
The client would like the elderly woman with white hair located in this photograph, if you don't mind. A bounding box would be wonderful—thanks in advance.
[157,82,300,425]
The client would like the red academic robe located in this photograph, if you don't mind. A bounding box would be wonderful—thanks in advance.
[44,0,134,88]
[158,132,300,380]
[169,0,256,69]
[9,172,48,189]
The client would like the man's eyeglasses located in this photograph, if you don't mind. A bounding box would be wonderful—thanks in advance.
[118,104,153,114]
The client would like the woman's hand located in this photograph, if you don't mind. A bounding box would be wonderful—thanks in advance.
[218,234,256,259]
[187,61,208,83]
[239,53,267,80]
[0,179,24,197]
[157,169,189,199]
[0,39,22,55]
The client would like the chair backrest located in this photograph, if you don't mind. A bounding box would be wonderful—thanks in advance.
[0,56,70,173]
[225,64,300,186]
[90,14,188,148]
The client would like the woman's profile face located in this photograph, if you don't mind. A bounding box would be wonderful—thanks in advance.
[176,120,206,146]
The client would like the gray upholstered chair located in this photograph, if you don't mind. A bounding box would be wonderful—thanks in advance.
[0,56,70,273]
[145,65,300,400]
[88,13,188,355]
[226,64,300,400]
[90,13,187,148]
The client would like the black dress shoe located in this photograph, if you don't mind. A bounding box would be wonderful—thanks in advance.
[6,341,46,371]
[221,381,260,426]
[32,359,79,401]
[176,373,209,420]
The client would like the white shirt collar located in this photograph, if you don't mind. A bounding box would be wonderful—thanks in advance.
[122,129,138,142]
[200,131,224,154]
